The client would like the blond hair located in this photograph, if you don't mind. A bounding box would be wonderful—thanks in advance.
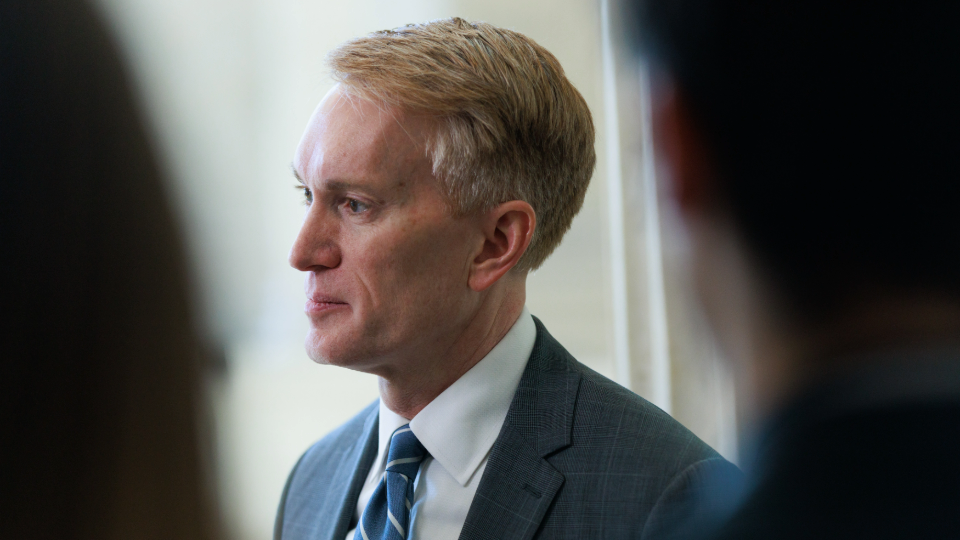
[327,17,596,270]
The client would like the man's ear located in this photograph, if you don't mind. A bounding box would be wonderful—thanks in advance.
[468,200,536,292]
[651,74,717,214]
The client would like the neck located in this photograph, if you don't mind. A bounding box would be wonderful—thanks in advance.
[378,279,526,419]
[689,211,960,429]
[745,289,960,427]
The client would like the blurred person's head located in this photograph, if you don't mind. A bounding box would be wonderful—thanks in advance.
[289,18,594,394]
[0,0,215,538]
[628,1,960,418]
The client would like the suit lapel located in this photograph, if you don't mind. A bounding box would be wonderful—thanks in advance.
[324,405,379,540]
[459,318,582,540]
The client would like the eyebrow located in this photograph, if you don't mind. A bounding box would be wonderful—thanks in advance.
[290,164,354,191]
[291,163,304,184]
[289,163,387,203]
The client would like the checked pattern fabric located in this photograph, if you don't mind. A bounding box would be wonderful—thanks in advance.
[354,425,426,540]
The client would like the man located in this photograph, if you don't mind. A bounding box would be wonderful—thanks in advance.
[275,18,736,540]
[630,1,960,538]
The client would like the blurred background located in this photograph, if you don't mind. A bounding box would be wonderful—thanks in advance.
[89,0,737,538]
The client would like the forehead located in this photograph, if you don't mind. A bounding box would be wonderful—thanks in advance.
[294,86,431,184]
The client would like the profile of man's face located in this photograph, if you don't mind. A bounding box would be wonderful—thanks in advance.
[289,86,484,377]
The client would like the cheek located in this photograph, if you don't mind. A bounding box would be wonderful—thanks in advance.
[340,196,477,302]
[407,224,473,280]
[343,233,431,313]
[366,225,472,304]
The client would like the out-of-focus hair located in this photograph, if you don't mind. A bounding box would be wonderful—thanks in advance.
[0,1,216,538]
[327,17,596,270]
[628,1,960,319]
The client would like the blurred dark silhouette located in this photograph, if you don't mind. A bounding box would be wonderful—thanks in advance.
[0,1,217,539]
[627,1,960,539]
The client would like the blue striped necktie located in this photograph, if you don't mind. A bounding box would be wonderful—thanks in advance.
[355,424,426,540]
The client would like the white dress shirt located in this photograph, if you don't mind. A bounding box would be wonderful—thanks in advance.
[345,308,536,540]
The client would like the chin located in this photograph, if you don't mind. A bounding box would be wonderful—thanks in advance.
[304,333,342,365]
[303,328,366,370]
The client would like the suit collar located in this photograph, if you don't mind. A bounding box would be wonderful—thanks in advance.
[504,316,581,457]
[458,318,582,540]
[326,404,379,540]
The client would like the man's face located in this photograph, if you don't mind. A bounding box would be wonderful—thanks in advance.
[289,86,483,375]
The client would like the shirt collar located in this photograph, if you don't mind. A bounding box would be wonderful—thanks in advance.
[407,307,536,486]
[375,401,410,475]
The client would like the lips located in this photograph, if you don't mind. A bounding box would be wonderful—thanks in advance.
[305,294,348,314]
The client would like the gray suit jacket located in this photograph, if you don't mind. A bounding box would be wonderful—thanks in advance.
[275,318,738,540]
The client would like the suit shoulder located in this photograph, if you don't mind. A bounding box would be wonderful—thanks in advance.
[296,399,378,469]
[574,361,721,465]
[275,400,378,540]
[531,316,723,471]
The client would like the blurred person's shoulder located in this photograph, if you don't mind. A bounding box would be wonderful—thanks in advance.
[705,355,960,540]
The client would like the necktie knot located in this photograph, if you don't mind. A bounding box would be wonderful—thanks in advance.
[354,424,426,540]
[384,426,426,479]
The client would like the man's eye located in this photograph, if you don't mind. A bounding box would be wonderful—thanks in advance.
[346,199,368,213]
[296,185,313,205]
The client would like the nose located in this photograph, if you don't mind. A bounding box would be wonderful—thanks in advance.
[289,210,342,271]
